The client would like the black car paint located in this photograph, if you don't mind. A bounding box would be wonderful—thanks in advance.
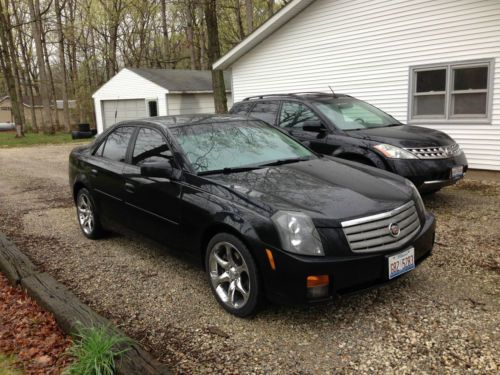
[230,95,468,191]
[69,116,435,305]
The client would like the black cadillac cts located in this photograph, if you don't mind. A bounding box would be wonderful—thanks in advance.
[69,115,435,316]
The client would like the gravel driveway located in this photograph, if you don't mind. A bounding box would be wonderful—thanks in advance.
[0,144,498,374]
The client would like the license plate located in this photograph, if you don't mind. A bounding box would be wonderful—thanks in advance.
[388,248,415,279]
[451,166,464,179]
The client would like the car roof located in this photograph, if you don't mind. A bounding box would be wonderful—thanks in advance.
[116,114,252,129]
[240,92,352,102]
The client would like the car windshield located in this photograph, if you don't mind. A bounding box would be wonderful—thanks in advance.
[170,120,314,174]
[313,97,402,130]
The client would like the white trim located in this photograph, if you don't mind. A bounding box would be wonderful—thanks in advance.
[213,0,316,70]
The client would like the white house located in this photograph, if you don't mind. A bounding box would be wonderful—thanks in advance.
[214,0,500,171]
[92,68,232,133]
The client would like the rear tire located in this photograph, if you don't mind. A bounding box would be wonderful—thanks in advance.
[205,233,260,317]
[76,188,104,239]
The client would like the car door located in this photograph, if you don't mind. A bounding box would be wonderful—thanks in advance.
[89,126,135,225]
[278,101,330,153]
[122,126,183,248]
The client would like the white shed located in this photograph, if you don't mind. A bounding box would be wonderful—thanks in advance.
[214,0,500,171]
[92,68,232,133]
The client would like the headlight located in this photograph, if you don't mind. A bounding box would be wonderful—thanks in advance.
[405,179,425,215]
[271,211,324,256]
[373,144,417,159]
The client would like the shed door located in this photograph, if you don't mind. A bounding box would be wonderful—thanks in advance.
[102,99,147,130]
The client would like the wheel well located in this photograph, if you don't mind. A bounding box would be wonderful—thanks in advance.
[200,223,251,270]
[73,181,86,202]
[340,153,376,167]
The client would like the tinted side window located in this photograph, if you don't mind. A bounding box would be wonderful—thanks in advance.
[279,102,320,129]
[230,102,254,115]
[132,128,171,166]
[248,101,279,125]
[101,127,134,162]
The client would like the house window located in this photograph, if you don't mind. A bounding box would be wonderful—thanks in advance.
[410,59,493,122]
[148,100,158,117]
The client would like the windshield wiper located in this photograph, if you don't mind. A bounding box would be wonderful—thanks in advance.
[258,156,311,167]
[198,165,262,176]
[385,123,403,127]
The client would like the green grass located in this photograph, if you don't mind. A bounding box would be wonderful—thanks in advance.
[0,353,23,375]
[63,324,132,375]
[0,132,90,148]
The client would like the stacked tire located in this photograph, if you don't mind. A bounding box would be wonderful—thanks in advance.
[71,123,95,139]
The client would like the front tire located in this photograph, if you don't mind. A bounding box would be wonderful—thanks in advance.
[76,188,104,239]
[205,233,260,317]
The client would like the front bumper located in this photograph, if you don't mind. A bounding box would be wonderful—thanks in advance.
[385,152,468,192]
[255,212,435,305]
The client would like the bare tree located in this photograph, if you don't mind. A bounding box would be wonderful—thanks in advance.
[204,0,227,113]
[245,0,253,33]
[54,0,71,131]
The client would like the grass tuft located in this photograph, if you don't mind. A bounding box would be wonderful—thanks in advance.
[63,324,132,375]
[0,353,23,375]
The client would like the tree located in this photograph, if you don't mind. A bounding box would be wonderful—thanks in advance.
[204,0,227,113]
[54,0,71,131]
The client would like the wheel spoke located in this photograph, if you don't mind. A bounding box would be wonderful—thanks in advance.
[214,252,229,269]
[235,278,249,302]
[216,271,230,285]
[228,280,237,306]
[226,245,235,266]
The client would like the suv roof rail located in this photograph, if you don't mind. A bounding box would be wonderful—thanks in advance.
[242,92,343,101]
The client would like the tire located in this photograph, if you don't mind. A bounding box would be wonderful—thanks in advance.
[205,233,260,317]
[76,188,104,239]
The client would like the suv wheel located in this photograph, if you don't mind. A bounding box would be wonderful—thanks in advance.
[206,233,260,317]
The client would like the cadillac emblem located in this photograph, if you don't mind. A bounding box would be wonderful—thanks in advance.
[389,223,400,237]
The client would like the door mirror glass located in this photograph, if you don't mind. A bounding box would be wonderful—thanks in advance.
[302,121,326,132]
[140,161,177,179]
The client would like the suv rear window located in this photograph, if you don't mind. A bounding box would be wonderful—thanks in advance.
[230,102,254,115]
[248,101,279,125]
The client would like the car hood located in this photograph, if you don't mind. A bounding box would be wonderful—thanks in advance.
[347,125,455,148]
[207,158,413,227]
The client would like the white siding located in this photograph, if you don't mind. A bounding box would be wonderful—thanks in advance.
[231,0,500,170]
[167,93,233,115]
[93,68,168,133]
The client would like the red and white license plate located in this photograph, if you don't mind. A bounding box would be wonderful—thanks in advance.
[451,166,464,179]
[388,248,415,279]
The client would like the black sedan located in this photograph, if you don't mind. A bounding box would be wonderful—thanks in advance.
[69,115,435,317]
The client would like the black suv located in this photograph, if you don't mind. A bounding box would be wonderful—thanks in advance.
[231,93,468,193]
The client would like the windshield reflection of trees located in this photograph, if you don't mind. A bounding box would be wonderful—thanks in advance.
[174,122,304,172]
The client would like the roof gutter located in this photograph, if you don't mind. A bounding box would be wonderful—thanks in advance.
[213,0,315,70]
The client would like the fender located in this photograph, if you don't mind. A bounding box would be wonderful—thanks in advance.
[332,146,388,170]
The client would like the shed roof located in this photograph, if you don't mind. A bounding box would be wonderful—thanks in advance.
[127,68,232,93]
[213,0,315,70]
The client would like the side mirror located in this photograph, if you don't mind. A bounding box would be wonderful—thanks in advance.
[302,121,326,132]
[140,161,178,180]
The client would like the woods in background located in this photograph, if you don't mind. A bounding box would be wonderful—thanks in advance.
[0,0,283,136]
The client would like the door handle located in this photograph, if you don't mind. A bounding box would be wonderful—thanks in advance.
[125,182,135,193]
[91,168,98,175]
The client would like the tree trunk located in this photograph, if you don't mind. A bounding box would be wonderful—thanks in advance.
[27,0,54,134]
[267,0,275,18]
[245,0,253,34]
[160,0,171,68]
[0,0,24,137]
[235,0,245,40]
[41,24,60,130]
[54,0,71,131]
[204,0,227,113]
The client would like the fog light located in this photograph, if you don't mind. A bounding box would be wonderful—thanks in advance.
[306,275,329,299]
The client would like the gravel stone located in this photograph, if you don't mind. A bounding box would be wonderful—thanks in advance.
[0,144,498,374]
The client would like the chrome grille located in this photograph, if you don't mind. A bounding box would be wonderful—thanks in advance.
[341,201,421,253]
[405,143,461,159]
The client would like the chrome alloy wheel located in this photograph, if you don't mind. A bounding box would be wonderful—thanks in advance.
[209,241,250,309]
[77,193,94,235]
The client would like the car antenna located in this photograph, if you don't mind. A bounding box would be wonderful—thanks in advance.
[328,85,338,98]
